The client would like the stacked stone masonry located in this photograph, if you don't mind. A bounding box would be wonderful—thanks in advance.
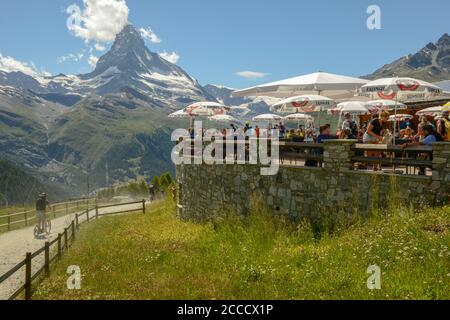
[176,140,450,221]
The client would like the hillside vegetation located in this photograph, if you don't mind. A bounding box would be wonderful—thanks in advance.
[0,160,68,206]
[33,198,450,300]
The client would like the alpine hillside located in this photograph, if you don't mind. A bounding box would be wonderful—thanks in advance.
[0,24,213,202]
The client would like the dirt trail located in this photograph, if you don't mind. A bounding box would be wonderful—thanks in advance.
[0,201,145,300]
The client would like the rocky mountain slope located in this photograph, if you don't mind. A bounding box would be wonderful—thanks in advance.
[365,33,450,82]
[0,24,211,197]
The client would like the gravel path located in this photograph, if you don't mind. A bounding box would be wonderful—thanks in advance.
[0,201,145,300]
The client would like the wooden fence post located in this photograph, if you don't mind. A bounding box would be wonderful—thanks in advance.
[24,211,28,226]
[71,221,75,242]
[64,228,68,250]
[7,214,11,231]
[65,203,69,215]
[95,205,99,219]
[25,252,32,300]
[75,213,79,228]
[44,242,50,276]
[142,199,146,214]
[57,233,62,258]
[53,206,56,219]
[86,209,90,222]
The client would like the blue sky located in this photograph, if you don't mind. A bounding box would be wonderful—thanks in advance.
[0,0,448,88]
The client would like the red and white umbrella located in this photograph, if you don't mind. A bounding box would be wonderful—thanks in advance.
[271,94,336,113]
[416,106,446,116]
[388,114,413,122]
[365,100,407,113]
[360,77,442,143]
[359,77,443,102]
[184,102,230,117]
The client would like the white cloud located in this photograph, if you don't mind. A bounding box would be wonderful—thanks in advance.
[139,27,161,44]
[57,53,84,64]
[88,54,99,68]
[236,71,269,79]
[66,0,129,43]
[159,51,180,64]
[94,43,106,51]
[0,53,40,76]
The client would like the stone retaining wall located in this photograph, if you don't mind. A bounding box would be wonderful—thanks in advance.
[176,141,450,221]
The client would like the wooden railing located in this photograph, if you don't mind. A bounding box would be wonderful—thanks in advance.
[0,200,146,300]
[0,198,96,233]
[177,138,438,175]
[351,144,433,175]
[177,139,325,167]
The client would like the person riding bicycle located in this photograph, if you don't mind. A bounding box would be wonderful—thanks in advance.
[35,193,50,234]
[149,185,156,202]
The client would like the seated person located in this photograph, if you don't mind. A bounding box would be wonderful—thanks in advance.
[402,125,444,147]
[399,126,414,140]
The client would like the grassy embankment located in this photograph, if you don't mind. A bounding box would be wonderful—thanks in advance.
[32,195,450,300]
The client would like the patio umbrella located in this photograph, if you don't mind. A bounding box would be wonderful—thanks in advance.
[184,102,230,117]
[232,72,369,99]
[208,114,242,125]
[360,77,443,143]
[271,94,336,113]
[283,113,314,129]
[329,101,370,115]
[283,113,314,121]
[388,114,413,122]
[168,110,196,118]
[271,94,336,126]
[365,100,407,113]
[328,101,370,128]
[252,114,283,122]
[416,106,446,116]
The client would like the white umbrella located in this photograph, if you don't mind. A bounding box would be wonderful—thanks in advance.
[252,114,283,122]
[168,109,196,118]
[365,100,408,112]
[283,113,313,121]
[329,101,370,115]
[232,72,369,99]
[272,94,335,126]
[208,114,242,125]
[360,77,443,143]
[416,106,445,116]
[388,114,413,122]
[360,77,442,102]
[271,94,336,113]
[328,101,369,129]
[184,101,230,116]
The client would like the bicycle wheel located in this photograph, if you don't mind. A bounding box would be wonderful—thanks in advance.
[33,225,40,237]
[45,220,52,234]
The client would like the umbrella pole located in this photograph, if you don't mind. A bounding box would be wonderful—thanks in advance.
[393,95,398,145]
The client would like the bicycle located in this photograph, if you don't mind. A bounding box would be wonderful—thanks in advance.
[34,215,51,237]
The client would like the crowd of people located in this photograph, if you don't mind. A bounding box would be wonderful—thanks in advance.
[186,109,450,147]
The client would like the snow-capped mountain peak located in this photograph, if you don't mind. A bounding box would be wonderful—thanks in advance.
[0,24,213,107]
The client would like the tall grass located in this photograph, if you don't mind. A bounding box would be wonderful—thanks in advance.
[31,193,450,300]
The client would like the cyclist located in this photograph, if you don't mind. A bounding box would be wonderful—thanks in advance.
[35,193,50,234]
[149,185,156,202]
